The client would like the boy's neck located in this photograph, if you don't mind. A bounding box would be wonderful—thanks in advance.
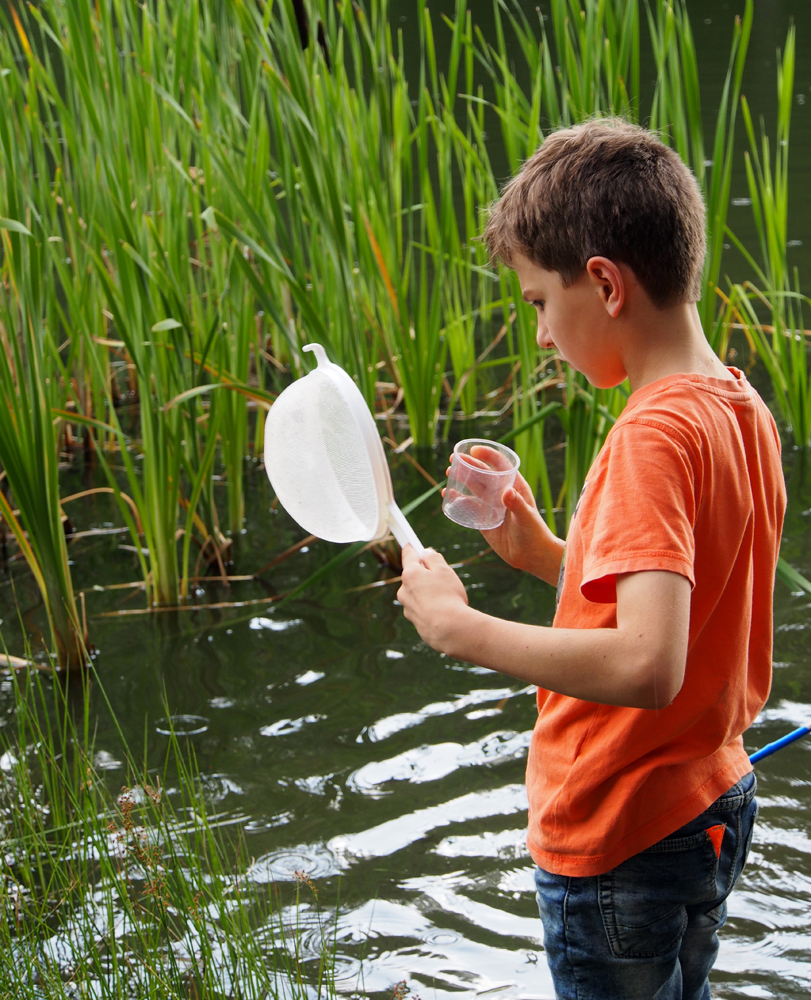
[620,297,735,394]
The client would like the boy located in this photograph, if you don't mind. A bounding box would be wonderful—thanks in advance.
[396,120,786,1000]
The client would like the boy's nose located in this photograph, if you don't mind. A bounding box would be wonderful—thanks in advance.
[536,316,554,350]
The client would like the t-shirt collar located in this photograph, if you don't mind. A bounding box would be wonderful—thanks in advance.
[625,367,751,413]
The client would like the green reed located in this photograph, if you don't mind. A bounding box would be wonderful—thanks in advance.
[1,0,265,606]
[0,198,87,674]
[203,0,500,447]
[0,234,87,671]
[0,0,806,610]
[728,27,811,448]
[0,660,340,999]
[646,0,753,350]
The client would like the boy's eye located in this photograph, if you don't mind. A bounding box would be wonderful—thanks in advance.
[532,300,545,311]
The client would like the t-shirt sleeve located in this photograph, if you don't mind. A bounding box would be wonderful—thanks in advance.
[579,418,697,604]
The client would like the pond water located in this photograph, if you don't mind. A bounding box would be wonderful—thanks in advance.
[2,1,811,997]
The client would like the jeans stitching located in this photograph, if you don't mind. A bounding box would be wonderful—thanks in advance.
[599,868,690,959]
[643,830,718,853]
[562,876,579,999]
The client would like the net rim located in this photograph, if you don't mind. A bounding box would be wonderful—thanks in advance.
[263,349,394,543]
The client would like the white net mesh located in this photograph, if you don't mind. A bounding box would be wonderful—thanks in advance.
[264,370,381,543]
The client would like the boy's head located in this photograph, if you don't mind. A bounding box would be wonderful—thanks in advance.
[483,119,706,309]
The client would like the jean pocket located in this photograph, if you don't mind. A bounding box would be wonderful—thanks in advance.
[598,830,720,959]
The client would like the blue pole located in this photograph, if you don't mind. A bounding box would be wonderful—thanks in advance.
[749,725,811,764]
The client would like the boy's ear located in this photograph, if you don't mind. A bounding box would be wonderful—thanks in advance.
[585,257,625,318]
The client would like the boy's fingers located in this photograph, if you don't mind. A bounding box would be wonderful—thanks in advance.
[402,544,442,570]
[510,473,538,508]
[421,546,446,569]
[457,454,490,471]
[470,444,514,473]
[502,486,534,517]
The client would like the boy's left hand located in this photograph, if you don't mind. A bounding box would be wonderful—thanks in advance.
[397,545,469,653]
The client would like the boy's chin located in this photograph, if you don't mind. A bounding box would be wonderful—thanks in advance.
[580,369,627,390]
[558,357,625,388]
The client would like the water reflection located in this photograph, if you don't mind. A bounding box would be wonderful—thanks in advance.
[249,615,303,632]
[347,732,532,794]
[199,773,245,804]
[259,714,327,737]
[330,784,529,861]
[434,828,529,859]
[361,685,534,743]
[331,898,556,1000]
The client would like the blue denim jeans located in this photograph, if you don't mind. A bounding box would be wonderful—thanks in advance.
[534,771,757,1000]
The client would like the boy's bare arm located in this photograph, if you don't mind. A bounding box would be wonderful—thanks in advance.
[397,547,690,710]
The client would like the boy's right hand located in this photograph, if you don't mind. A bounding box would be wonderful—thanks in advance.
[445,446,565,586]
[482,474,564,585]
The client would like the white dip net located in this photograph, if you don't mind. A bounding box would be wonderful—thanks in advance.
[264,366,382,543]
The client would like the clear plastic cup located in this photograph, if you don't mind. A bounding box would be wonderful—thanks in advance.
[442,439,520,530]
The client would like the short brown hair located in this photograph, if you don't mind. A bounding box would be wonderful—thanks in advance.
[483,119,706,308]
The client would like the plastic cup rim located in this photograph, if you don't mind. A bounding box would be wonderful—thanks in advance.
[451,438,520,475]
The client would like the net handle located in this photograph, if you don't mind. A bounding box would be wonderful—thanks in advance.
[387,501,426,562]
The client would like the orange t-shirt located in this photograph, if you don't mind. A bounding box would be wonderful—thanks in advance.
[525,369,786,877]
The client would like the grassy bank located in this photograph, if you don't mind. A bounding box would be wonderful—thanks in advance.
[0,662,341,998]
